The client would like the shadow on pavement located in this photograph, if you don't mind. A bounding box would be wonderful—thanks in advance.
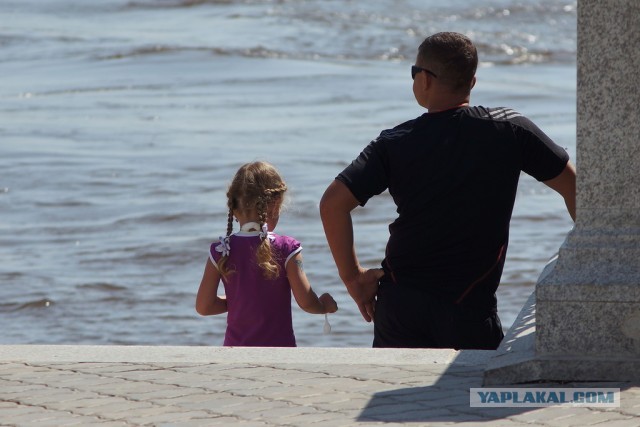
[358,350,633,423]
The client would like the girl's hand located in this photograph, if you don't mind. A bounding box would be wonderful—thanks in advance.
[319,293,338,313]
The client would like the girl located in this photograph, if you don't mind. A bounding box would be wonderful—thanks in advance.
[196,161,338,347]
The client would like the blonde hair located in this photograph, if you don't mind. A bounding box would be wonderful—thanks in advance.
[217,161,287,279]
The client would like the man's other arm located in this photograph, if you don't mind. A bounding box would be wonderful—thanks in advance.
[319,179,383,322]
[543,161,576,221]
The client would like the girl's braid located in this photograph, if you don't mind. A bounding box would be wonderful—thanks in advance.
[225,208,234,237]
[255,193,279,278]
[256,196,267,238]
[217,203,236,278]
[264,183,287,199]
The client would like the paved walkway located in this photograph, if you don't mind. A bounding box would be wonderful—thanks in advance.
[0,345,638,426]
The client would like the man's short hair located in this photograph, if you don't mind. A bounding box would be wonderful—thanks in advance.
[418,32,478,94]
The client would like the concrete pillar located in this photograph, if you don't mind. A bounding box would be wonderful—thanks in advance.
[484,0,640,383]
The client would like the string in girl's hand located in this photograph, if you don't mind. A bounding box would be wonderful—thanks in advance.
[323,314,332,334]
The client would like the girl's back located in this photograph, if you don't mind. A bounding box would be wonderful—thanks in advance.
[211,230,301,346]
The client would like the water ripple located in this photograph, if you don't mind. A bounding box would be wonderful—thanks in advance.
[2,299,55,312]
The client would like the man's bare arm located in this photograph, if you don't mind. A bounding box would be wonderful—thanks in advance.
[543,161,576,221]
[320,180,383,322]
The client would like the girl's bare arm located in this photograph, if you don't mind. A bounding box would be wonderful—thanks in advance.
[195,258,227,315]
[286,252,337,314]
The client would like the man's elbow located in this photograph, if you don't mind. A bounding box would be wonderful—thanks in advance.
[319,185,338,221]
[320,180,358,221]
[319,192,333,222]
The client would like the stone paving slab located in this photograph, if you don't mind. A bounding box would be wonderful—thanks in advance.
[0,345,638,426]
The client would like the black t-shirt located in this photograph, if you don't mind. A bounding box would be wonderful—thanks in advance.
[337,106,569,310]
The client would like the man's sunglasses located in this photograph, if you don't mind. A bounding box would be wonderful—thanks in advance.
[411,65,438,79]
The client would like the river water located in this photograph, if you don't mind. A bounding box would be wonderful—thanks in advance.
[0,0,576,347]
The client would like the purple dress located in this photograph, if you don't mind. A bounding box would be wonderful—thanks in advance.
[210,231,302,347]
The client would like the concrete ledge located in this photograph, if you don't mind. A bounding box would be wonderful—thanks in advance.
[484,290,640,384]
[0,344,493,366]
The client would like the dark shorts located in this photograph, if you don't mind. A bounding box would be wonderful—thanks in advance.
[372,280,504,349]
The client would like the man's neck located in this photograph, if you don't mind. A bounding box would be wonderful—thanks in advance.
[427,101,469,113]
[425,92,471,113]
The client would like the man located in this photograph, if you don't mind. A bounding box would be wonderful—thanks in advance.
[319,32,576,349]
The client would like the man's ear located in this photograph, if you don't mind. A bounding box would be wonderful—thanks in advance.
[421,73,432,91]
[470,76,477,90]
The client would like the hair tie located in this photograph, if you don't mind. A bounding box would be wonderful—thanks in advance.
[215,236,231,257]
[259,224,268,240]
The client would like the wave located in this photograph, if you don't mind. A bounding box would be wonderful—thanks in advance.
[94,41,572,67]
[94,0,578,66]
[112,211,209,226]
[95,44,306,62]
[34,200,93,208]
[475,44,574,66]
[96,45,209,60]
[124,0,239,10]
[1,298,55,312]
[11,3,576,67]
[3,0,576,67]
[77,282,128,292]
[0,271,25,281]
